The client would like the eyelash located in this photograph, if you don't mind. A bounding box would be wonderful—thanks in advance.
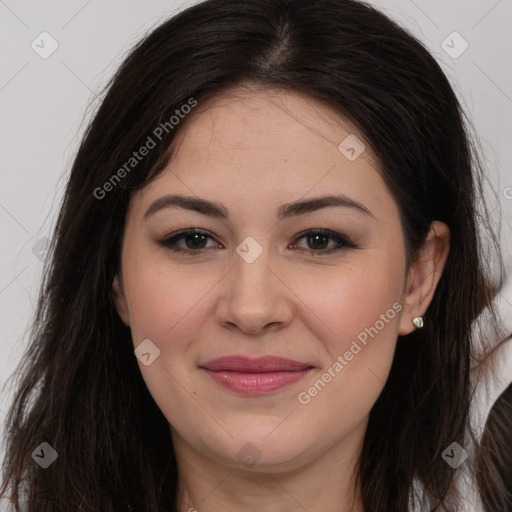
[157,228,358,256]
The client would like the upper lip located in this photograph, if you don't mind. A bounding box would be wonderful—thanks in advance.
[199,356,314,373]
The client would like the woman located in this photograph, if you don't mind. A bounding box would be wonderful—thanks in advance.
[1,0,511,510]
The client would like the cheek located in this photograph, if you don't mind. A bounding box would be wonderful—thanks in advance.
[123,261,211,349]
[122,260,216,418]
[295,251,404,356]
[291,252,404,417]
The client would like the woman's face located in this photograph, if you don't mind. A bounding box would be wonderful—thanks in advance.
[112,87,438,472]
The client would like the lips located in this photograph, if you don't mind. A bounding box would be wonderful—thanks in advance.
[200,355,312,372]
[199,356,314,394]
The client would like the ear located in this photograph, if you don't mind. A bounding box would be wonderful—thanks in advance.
[112,273,130,326]
[398,221,450,336]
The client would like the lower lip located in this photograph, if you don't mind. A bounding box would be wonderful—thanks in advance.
[202,368,313,395]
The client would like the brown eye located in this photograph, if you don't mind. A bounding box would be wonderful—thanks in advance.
[158,229,220,254]
[291,230,357,255]
[305,232,331,251]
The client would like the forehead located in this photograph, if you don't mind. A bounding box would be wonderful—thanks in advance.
[170,85,379,170]
[128,86,397,223]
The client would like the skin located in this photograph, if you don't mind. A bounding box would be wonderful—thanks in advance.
[112,86,450,512]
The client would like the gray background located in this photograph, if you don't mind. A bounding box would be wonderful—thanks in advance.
[1,0,511,466]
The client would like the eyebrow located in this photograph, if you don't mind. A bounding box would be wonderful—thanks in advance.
[143,193,375,221]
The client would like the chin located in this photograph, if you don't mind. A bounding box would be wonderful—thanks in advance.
[199,429,317,472]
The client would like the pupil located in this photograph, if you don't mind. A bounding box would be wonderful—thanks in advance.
[187,233,207,249]
[309,234,328,250]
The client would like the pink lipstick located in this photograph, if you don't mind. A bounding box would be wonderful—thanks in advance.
[199,355,314,395]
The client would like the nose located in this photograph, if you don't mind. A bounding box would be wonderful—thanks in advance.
[216,245,294,335]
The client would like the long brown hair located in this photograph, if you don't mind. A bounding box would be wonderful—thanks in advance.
[1,0,510,510]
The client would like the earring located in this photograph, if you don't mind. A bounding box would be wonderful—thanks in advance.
[412,316,424,329]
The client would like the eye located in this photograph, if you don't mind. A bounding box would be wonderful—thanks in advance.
[158,229,220,253]
[158,228,357,255]
[290,229,358,255]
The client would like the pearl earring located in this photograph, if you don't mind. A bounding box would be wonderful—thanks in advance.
[412,316,424,328]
